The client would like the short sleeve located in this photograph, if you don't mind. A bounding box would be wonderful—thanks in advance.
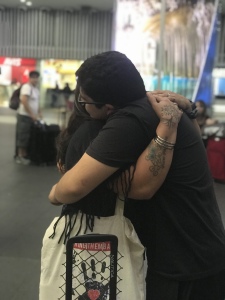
[86,113,150,168]
[20,84,31,97]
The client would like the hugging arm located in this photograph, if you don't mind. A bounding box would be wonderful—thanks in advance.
[127,91,203,198]
[49,94,182,205]
[115,93,182,199]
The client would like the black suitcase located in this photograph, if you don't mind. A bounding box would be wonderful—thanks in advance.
[28,122,60,165]
[66,234,118,300]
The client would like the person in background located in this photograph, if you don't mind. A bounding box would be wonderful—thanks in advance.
[196,99,218,132]
[16,70,41,165]
[50,83,60,107]
[195,99,218,147]
[62,82,72,104]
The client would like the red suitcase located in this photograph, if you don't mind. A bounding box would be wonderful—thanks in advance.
[206,137,225,183]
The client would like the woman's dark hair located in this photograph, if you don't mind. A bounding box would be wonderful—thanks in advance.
[75,51,146,107]
[55,86,90,168]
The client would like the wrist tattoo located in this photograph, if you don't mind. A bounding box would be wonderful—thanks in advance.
[160,105,180,128]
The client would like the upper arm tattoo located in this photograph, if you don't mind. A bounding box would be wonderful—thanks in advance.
[145,142,167,176]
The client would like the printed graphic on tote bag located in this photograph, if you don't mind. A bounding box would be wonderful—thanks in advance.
[66,235,120,300]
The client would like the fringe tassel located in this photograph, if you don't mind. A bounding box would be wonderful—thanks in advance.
[48,165,135,244]
[49,209,98,245]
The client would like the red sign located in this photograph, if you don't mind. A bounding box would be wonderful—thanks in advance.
[0,56,37,84]
[0,57,36,67]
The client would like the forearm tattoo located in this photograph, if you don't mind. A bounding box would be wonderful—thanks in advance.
[160,105,180,128]
[145,141,166,176]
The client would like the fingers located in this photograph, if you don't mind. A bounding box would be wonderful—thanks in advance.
[150,90,173,97]
[146,92,159,105]
[146,92,183,122]
[147,91,190,111]
[150,90,166,94]
[147,92,172,105]
[150,90,183,100]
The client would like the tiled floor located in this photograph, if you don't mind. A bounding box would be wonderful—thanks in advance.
[0,107,225,300]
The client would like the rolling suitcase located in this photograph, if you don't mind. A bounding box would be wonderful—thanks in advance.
[66,234,118,300]
[28,121,60,165]
[206,137,225,183]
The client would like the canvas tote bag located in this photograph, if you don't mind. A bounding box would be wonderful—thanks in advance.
[39,198,146,300]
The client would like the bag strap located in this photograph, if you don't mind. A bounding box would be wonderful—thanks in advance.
[114,197,125,216]
[28,83,33,98]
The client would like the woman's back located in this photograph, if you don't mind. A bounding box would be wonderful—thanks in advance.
[64,119,117,217]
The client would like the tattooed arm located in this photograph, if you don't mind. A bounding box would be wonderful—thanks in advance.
[116,93,182,200]
[49,94,181,205]
[152,90,201,135]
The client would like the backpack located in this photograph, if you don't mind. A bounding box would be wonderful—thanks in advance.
[9,86,22,110]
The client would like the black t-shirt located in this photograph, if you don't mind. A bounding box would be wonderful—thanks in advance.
[86,98,158,167]
[86,96,225,280]
[65,119,117,217]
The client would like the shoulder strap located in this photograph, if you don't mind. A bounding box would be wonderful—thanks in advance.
[114,197,124,216]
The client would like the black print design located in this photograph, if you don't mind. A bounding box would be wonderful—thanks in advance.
[60,250,123,299]
[75,260,109,300]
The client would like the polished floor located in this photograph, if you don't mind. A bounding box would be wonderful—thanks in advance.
[0,107,225,300]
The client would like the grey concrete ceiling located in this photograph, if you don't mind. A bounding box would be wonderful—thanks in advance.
[0,0,224,13]
[0,0,115,11]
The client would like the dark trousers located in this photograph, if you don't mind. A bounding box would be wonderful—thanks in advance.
[146,270,225,300]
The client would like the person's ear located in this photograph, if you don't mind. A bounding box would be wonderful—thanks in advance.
[104,104,115,115]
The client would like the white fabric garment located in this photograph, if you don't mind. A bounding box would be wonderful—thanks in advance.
[39,199,146,300]
[19,83,39,116]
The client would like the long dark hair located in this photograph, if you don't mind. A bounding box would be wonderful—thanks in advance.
[55,84,90,169]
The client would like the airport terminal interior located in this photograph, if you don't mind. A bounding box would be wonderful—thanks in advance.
[0,0,225,299]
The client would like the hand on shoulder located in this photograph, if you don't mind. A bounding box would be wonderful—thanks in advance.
[146,92,183,128]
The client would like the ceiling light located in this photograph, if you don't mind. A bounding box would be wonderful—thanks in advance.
[20,0,26,2]
[26,1,32,5]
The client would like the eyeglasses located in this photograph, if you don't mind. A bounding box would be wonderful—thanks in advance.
[78,95,104,106]
[78,95,105,106]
